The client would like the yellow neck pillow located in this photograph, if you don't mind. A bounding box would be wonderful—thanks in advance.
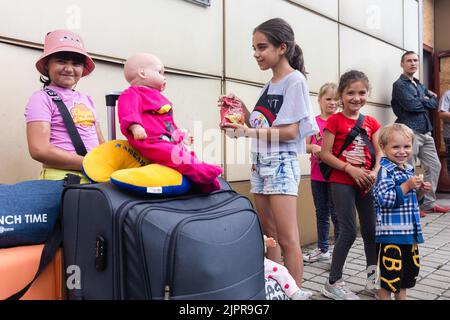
[82,140,191,196]
[83,140,150,183]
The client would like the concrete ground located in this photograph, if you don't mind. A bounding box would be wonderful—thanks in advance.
[301,193,450,300]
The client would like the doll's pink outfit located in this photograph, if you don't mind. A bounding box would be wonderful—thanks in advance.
[118,86,222,193]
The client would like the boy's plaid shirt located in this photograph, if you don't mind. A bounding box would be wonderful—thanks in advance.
[373,157,423,239]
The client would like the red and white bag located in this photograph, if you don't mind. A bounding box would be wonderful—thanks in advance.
[220,97,245,126]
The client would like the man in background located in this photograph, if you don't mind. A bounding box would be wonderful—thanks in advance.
[391,51,449,217]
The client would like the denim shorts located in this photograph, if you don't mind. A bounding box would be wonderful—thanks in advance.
[250,152,300,196]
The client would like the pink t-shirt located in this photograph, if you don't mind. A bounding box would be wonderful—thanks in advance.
[24,85,99,153]
[310,115,328,182]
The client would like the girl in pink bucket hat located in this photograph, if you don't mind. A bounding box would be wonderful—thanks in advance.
[35,29,95,78]
[25,29,105,183]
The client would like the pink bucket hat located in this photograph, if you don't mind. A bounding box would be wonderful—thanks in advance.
[35,29,95,77]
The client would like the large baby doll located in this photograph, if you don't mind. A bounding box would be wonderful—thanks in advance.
[118,53,223,193]
[264,236,313,300]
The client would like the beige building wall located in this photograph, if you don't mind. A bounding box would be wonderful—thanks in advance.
[440,58,450,95]
[423,0,435,48]
[435,0,450,52]
[0,0,421,245]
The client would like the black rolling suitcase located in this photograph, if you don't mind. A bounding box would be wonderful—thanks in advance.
[62,179,265,300]
[61,93,265,300]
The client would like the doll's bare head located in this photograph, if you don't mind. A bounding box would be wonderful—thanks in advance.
[124,53,166,91]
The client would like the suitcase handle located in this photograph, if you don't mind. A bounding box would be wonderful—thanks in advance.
[105,91,122,141]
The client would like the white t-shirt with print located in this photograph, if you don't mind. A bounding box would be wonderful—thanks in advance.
[249,70,317,154]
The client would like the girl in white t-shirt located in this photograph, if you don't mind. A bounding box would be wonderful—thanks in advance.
[219,18,317,298]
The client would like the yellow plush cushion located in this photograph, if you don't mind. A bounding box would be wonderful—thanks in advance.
[82,140,149,183]
[111,164,191,196]
[82,139,191,196]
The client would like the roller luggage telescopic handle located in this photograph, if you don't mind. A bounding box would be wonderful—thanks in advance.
[105,91,122,141]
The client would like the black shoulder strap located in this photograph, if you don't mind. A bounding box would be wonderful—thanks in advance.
[7,218,63,300]
[44,88,87,156]
[360,128,376,170]
[335,114,376,170]
[335,113,365,158]
[6,174,81,300]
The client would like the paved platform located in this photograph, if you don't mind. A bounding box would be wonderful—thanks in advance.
[301,193,450,300]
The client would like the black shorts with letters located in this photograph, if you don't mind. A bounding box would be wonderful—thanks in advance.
[376,243,420,293]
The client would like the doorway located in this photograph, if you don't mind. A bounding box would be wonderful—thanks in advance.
[434,51,450,192]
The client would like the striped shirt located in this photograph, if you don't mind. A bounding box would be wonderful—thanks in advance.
[373,157,424,244]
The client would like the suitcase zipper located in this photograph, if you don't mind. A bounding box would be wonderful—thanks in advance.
[164,208,256,300]
[164,285,171,300]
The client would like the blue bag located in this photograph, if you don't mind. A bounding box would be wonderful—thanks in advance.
[0,180,64,248]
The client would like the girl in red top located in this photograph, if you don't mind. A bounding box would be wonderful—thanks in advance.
[320,70,382,300]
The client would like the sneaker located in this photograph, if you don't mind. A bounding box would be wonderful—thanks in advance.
[303,248,331,263]
[321,279,360,300]
[365,278,380,299]
[291,288,313,300]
